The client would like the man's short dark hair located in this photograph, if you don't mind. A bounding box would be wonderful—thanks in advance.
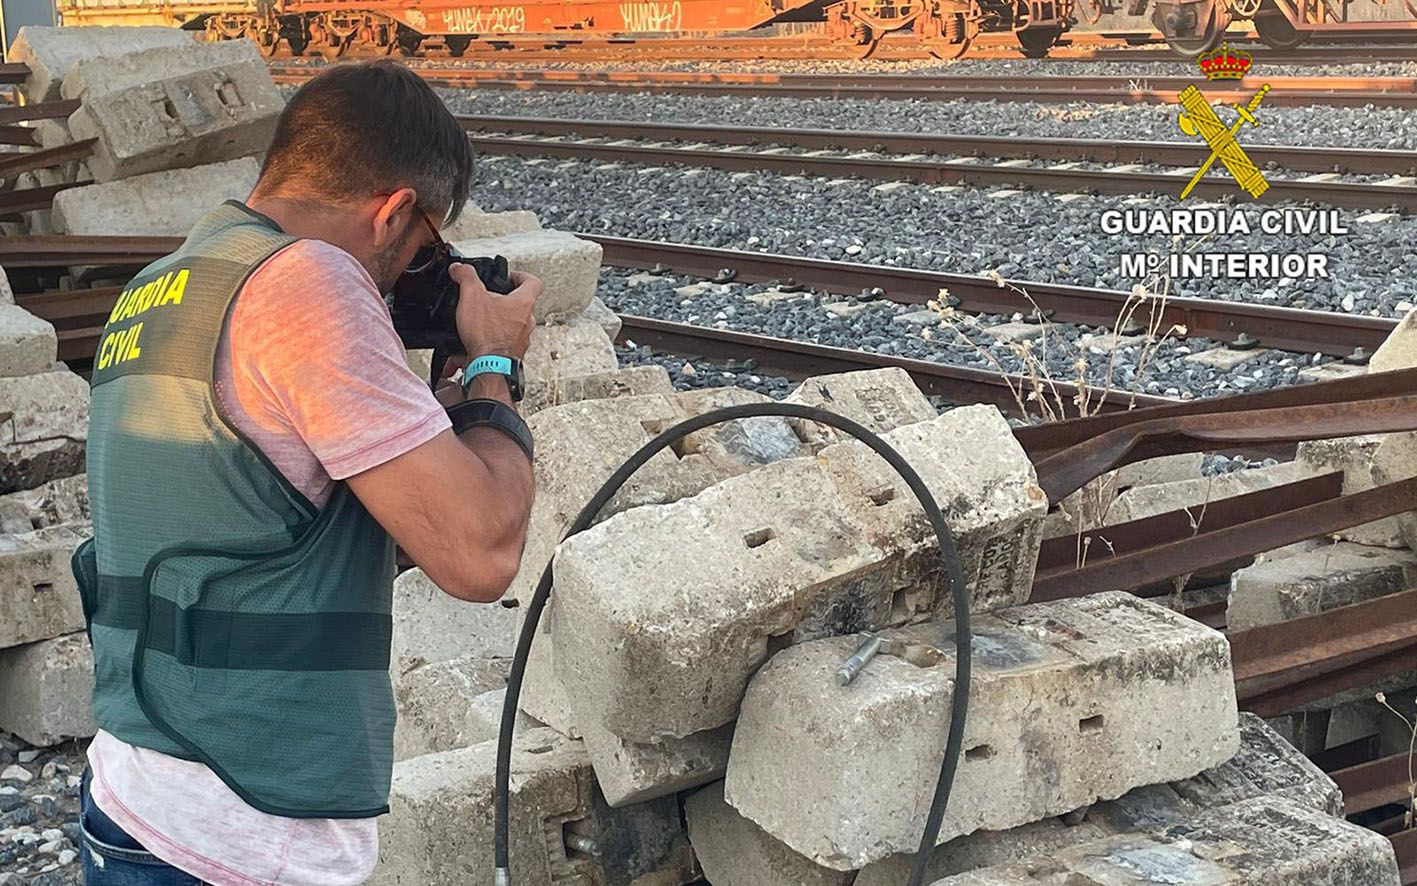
[256,61,475,224]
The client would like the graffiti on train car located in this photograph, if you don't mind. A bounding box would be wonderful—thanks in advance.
[619,1,683,31]
[442,5,527,33]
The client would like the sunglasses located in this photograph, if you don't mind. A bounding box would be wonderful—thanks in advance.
[404,205,451,275]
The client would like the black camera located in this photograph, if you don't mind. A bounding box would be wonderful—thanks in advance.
[387,245,516,382]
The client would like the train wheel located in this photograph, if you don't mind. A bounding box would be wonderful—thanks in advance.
[1074,0,1106,25]
[446,35,473,56]
[1017,26,1063,57]
[924,35,972,58]
[396,30,423,56]
[1253,9,1308,49]
[1161,5,1225,57]
[919,7,977,60]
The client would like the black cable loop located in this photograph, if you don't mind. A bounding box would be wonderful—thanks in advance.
[493,402,974,886]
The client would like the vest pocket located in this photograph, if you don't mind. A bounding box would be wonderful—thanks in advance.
[71,538,99,640]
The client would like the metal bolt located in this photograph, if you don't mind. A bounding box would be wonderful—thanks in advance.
[837,635,884,686]
[1344,347,1372,366]
[648,263,670,276]
[779,278,804,293]
[565,834,602,857]
[1022,308,1056,325]
[1231,332,1260,350]
[714,268,738,284]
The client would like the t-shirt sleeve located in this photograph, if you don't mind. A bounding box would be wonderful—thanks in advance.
[227,239,452,481]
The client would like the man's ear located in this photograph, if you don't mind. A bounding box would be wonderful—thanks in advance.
[372,188,418,249]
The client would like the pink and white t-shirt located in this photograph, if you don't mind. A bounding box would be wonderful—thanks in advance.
[86,235,451,886]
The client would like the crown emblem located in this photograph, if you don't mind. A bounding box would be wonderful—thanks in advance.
[1197,43,1252,80]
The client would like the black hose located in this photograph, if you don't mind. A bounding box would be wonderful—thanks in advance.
[493,402,973,886]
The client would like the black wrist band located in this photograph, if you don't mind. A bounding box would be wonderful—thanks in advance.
[446,399,534,462]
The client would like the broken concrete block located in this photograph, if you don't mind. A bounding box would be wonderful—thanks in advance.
[549,404,1045,753]
[389,568,519,673]
[1369,431,1417,554]
[0,474,89,535]
[724,592,1239,869]
[51,157,259,237]
[522,364,673,415]
[68,62,282,182]
[1298,436,1407,547]
[1103,461,1301,526]
[0,305,57,377]
[524,321,617,388]
[782,367,937,448]
[443,208,541,242]
[450,231,600,324]
[687,781,854,886]
[581,721,732,808]
[60,37,263,101]
[0,632,96,746]
[1227,541,1417,632]
[574,295,621,342]
[815,404,1047,617]
[690,713,1339,886]
[857,711,1343,885]
[370,728,694,886]
[32,119,73,150]
[0,524,88,649]
[1371,308,1417,374]
[0,266,12,306]
[926,796,1398,886]
[11,25,193,103]
[393,655,512,761]
[1114,452,1206,490]
[515,387,810,738]
[1,370,90,494]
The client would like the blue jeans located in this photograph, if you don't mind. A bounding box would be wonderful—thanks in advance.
[79,768,209,886]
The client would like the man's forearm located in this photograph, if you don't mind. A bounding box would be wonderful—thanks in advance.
[454,373,535,543]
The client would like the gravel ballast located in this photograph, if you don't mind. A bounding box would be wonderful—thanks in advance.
[600,266,1350,404]
[472,154,1415,315]
[443,88,1417,150]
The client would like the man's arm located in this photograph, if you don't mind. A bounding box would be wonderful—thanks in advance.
[347,266,539,603]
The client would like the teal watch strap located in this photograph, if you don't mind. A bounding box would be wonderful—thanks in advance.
[462,355,515,398]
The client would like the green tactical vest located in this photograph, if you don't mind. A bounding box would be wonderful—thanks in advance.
[72,201,397,818]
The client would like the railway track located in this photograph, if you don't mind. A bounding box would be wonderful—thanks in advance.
[8,232,1395,402]
[268,63,1417,108]
[460,115,1417,213]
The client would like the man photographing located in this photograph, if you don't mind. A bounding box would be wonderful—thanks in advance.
[73,60,537,885]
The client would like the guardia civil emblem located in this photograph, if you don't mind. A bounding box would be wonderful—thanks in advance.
[1177,44,1271,200]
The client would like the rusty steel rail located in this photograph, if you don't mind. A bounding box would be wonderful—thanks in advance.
[620,315,1170,417]
[463,115,1417,177]
[1033,470,1343,573]
[1334,751,1412,817]
[0,182,88,216]
[1396,829,1417,886]
[1016,367,1417,460]
[0,235,183,267]
[1230,582,1417,717]
[473,133,1417,214]
[0,62,29,85]
[1033,394,1417,502]
[1031,475,1417,603]
[0,98,79,127]
[0,125,38,147]
[587,236,1397,359]
[0,139,96,181]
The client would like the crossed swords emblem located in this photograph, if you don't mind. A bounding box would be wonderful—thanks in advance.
[1177,83,1272,200]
